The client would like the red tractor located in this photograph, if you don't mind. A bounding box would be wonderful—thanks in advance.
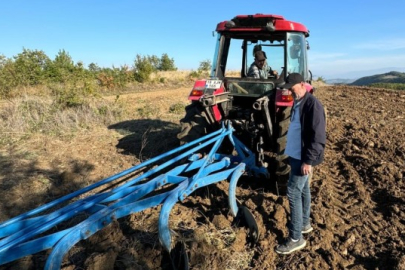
[177,14,314,186]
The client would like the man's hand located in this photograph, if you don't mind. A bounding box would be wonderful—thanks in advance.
[272,70,280,79]
[301,163,312,175]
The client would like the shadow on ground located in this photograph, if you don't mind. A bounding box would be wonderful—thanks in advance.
[0,119,180,222]
[109,119,181,160]
[0,151,96,221]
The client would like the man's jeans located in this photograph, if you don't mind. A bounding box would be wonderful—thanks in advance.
[287,157,311,240]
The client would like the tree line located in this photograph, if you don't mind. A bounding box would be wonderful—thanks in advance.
[0,48,179,99]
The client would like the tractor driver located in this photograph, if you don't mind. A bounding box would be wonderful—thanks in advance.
[247,51,279,79]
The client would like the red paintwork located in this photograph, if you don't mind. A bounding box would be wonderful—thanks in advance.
[212,105,222,121]
[273,19,309,35]
[275,83,314,106]
[193,80,207,90]
[214,84,225,95]
[188,79,224,121]
[216,14,309,35]
[188,80,207,101]
[275,89,294,107]
[235,14,285,20]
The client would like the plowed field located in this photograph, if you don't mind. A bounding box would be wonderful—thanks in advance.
[1,85,404,270]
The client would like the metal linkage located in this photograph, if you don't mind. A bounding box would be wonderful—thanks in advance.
[0,123,264,270]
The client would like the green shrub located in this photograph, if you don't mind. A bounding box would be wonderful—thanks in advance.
[12,48,50,86]
[316,76,326,83]
[148,55,160,70]
[169,102,185,114]
[137,105,155,118]
[159,53,177,71]
[133,54,155,82]
[187,59,212,80]
[96,66,132,90]
[97,72,115,89]
[198,59,211,73]
[0,55,19,98]
[50,79,97,108]
[88,62,101,73]
[45,50,75,83]
[188,70,201,79]
[54,88,84,108]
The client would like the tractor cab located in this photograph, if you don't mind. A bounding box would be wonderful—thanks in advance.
[211,14,311,98]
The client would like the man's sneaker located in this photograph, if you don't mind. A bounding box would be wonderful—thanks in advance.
[275,238,306,255]
[302,224,313,234]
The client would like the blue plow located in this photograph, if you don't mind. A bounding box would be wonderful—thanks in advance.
[0,123,268,269]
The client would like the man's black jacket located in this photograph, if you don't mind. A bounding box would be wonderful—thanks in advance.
[297,92,326,166]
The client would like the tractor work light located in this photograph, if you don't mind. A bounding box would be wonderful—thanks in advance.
[189,80,207,98]
[190,89,204,96]
[266,21,275,31]
[281,91,293,102]
[225,20,236,28]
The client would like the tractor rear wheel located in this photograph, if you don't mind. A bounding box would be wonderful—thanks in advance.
[275,106,292,187]
[177,103,210,145]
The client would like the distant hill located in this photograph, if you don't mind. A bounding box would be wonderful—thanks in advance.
[350,71,405,86]
[325,78,356,85]
[323,67,405,81]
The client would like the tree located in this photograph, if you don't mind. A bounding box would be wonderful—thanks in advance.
[45,50,75,83]
[0,54,7,68]
[159,53,177,71]
[198,59,211,73]
[0,55,19,97]
[13,48,50,86]
[88,62,101,73]
[133,54,155,82]
[148,55,160,70]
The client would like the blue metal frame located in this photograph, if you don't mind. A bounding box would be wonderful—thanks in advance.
[0,123,265,269]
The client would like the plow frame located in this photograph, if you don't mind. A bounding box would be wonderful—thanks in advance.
[0,123,267,269]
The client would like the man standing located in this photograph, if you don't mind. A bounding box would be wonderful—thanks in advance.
[275,73,326,255]
[247,51,278,79]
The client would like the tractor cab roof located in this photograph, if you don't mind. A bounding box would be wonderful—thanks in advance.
[216,14,309,37]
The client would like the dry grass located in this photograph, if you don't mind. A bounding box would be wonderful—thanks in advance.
[0,85,191,141]
[0,69,260,146]
[150,70,241,82]
[224,70,241,77]
[0,95,126,138]
[0,84,193,221]
[151,70,193,81]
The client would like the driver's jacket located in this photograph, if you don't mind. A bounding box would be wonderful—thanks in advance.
[247,63,271,79]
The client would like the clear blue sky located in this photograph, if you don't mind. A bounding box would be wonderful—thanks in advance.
[1,0,405,79]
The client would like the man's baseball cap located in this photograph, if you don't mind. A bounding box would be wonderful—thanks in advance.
[283,73,304,89]
[254,51,266,61]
